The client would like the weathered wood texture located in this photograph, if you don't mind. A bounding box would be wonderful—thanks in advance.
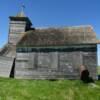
[0,56,14,77]
[9,20,26,45]
[0,44,16,57]
[15,45,97,79]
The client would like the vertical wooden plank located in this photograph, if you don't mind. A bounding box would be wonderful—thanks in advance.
[51,52,58,69]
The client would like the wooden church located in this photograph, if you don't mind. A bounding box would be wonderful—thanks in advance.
[0,7,100,79]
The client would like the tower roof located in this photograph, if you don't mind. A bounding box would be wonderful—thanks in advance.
[9,4,32,26]
[9,16,32,26]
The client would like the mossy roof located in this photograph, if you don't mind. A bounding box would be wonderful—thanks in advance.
[17,25,100,47]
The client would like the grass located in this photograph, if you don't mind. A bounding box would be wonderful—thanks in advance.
[98,66,100,75]
[0,78,100,100]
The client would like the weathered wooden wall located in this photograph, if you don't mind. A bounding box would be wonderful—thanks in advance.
[0,56,14,77]
[15,44,97,79]
[9,21,26,45]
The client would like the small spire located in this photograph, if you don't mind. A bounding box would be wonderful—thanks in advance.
[17,4,26,17]
[21,4,25,13]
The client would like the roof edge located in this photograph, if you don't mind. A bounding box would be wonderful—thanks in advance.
[9,16,32,26]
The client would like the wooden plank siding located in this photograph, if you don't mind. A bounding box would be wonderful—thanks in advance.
[15,45,97,79]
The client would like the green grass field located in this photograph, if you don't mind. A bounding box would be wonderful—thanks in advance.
[98,66,100,75]
[0,77,100,100]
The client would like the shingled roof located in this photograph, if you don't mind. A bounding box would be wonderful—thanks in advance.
[17,25,100,47]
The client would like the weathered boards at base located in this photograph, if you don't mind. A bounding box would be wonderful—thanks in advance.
[0,56,14,77]
[0,8,100,79]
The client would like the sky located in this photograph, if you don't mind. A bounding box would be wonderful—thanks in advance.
[0,0,100,65]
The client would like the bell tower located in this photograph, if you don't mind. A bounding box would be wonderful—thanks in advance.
[8,4,32,45]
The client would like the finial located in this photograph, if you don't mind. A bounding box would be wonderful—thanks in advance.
[21,4,25,13]
[17,3,26,17]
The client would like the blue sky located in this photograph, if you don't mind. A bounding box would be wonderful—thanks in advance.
[0,0,100,65]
